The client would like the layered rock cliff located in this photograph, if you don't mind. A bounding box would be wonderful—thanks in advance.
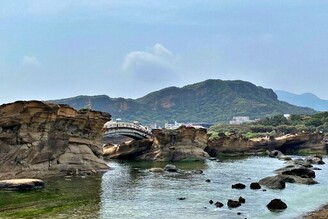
[207,132,325,156]
[0,101,111,179]
[104,126,209,161]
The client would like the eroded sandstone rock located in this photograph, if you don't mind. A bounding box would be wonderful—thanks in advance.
[0,101,111,179]
[104,126,209,161]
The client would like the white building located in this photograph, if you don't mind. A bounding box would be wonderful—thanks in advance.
[229,116,251,125]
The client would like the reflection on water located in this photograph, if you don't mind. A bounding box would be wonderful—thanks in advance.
[1,157,328,219]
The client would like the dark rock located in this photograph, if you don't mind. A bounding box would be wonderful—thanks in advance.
[239,196,245,204]
[266,199,287,211]
[164,164,177,172]
[279,174,318,184]
[259,175,285,189]
[227,199,241,208]
[281,167,315,178]
[232,183,246,189]
[206,179,211,183]
[215,201,224,208]
[237,212,242,215]
[313,167,322,170]
[178,197,186,200]
[250,182,261,190]
[0,179,44,191]
[209,200,213,204]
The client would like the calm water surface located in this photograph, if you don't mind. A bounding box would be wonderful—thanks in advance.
[1,156,328,219]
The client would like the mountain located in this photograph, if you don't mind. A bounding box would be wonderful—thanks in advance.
[50,79,316,125]
[275,90,328,112]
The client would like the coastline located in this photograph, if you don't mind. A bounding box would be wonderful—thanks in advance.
[302,203,328,219]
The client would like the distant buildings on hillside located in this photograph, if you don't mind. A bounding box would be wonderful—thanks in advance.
[164,121,213,129]
[229,116,258,125]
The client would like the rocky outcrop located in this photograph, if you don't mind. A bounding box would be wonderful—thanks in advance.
[208,132,325,155]
[0,178,44,191]
[0,101,111,179]
[104,126,209,161]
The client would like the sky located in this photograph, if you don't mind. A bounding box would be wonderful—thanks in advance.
[1,0,328,104]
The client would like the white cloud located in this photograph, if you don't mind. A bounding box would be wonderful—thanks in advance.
[22,56,40,66]
[121,43,181,85]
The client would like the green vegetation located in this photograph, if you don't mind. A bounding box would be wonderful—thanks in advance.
[209,112,328,140]
[0,176,102,219]
[50,79,316,125]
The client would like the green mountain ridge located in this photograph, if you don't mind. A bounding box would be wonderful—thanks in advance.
[49,79,316,125]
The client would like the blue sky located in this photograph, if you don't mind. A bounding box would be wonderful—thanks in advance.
[1,0,328,104]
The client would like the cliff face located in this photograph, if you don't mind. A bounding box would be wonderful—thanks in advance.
[104,126,209,161]
[0,101,111,179]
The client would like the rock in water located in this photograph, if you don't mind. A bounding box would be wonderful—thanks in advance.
[232,183,246,189]
[250,182,261,190]
[238,196,245,204]
[266,199,287,211]
[0,101,111,179]
[164,164,177,172]
[215,201,224,208]
[227,199,241,208]
[0,179,44,191]
[259,176,285,189]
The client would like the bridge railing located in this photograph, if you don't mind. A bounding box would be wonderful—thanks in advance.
[103,122,152,135]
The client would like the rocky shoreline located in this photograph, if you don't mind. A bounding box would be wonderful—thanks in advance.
[303,204,328,219]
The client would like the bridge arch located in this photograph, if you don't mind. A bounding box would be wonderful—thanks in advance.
[103,121,153,140]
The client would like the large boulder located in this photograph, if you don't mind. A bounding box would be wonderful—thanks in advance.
[280,166,316,178]
[0,101,111,179]
[266,199,287,211]
[259,175,285,189]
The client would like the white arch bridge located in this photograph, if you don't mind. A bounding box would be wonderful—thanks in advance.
[103,121,153,140]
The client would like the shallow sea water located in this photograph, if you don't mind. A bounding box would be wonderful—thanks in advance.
[1,156,328,219]
[100,156,328,219]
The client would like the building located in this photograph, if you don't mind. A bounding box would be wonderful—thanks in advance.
[229,116,252,125]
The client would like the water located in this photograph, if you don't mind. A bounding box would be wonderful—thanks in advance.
[1,156,328,219]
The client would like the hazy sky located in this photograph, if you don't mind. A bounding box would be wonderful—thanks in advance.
[1,0,328,104]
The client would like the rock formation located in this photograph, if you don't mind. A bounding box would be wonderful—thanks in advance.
[104,126,209,161]
[207,132,325,155]
[0,101,111,179]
